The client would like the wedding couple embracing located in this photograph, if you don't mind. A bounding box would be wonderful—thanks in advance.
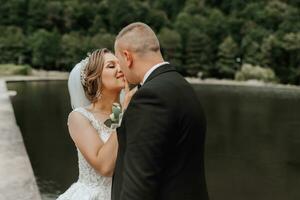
[57,22,209,200]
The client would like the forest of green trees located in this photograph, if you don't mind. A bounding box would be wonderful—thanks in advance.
[0,0,300,84]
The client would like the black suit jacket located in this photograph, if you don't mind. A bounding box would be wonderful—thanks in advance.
[112,64,209,200]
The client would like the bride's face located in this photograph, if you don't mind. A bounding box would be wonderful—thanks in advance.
[101,53,125,92]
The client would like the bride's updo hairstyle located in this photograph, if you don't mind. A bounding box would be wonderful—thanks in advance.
[81,48,111,103]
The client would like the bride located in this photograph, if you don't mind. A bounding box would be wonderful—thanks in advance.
[57,48,136,200]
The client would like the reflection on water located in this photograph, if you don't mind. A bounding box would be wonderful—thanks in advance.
[8,81,76,199]
[194,84,300,200]
[8,81,300,200]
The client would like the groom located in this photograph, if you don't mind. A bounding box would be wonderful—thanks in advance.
[112,22,209,200]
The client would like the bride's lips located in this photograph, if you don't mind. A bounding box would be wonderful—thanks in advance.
[116,74,124,79]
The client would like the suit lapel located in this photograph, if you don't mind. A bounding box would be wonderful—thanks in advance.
[143,64,176,85]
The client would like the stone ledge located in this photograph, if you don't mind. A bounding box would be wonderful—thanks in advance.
[0,79,41,200]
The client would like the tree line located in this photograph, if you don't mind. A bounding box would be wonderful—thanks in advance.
[0,0,299,84]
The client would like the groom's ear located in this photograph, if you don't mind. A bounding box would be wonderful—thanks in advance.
[123,50,133,69]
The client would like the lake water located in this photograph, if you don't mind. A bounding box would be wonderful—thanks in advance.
[8,81,300,200]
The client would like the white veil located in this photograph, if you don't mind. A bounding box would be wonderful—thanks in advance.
[68,58,90,109]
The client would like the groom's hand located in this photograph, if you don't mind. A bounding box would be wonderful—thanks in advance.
[122,78,137,112]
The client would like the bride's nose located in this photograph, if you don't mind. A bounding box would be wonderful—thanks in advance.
[116,64,122,73]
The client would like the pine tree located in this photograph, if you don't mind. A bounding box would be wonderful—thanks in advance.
[158,28,183,72]
[216,36,239,78]
[185,29,213,76]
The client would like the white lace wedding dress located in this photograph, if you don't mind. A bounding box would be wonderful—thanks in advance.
[57,107,114,200]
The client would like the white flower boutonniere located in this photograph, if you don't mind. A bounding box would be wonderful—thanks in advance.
[104,103,123,129]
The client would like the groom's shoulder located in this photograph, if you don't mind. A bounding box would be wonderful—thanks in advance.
[148,69,189,89]
[141,70,190,97]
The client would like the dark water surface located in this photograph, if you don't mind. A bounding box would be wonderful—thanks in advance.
[8,81,300,200]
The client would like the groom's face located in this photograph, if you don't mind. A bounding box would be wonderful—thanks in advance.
[114,45,136,84]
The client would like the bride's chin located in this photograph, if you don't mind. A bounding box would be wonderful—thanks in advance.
[120,83,125,88]
[117,85,125,91]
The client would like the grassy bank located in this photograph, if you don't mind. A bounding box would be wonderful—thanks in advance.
[187,78,300,90]
[0,64,32,76]
[0,64,69,81]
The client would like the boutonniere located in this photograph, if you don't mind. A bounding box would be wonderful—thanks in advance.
[104,103,123,129]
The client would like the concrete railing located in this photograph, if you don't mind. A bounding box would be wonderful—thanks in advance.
[0,80,41,200]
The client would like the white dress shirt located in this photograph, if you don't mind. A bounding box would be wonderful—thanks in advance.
[140,61,169,85]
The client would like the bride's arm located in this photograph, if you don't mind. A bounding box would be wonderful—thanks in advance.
[67,112,118,177]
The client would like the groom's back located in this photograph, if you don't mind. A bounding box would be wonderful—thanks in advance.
[142,66,209,200]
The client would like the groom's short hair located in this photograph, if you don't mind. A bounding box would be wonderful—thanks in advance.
[115,22,160,55]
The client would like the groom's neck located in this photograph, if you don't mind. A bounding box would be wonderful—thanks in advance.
[136,53,164,83]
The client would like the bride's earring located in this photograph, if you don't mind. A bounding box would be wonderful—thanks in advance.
[97,81,102,100]
[96,90,102,100]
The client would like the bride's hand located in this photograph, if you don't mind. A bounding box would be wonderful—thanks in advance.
[122,78,138,111]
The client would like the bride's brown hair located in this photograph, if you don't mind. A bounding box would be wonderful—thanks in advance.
[82,48,111,103]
